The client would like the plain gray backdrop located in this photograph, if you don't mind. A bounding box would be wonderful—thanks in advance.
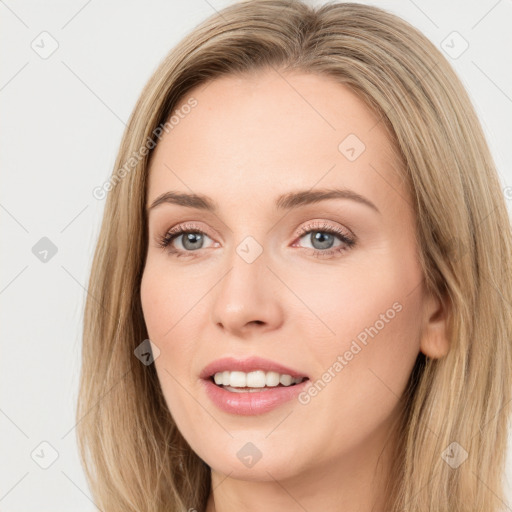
[1,0,511,510]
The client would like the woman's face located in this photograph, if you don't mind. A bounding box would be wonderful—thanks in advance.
[140,70,444,483]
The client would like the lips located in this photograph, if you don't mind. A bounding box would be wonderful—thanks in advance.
[199,355,309,380]
[201,376,310,415]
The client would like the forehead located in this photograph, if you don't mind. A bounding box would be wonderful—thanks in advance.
[147,70,407,211]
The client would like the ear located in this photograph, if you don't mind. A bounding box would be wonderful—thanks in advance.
[419,289,450,359]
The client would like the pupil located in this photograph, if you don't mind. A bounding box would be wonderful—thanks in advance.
[183,232,203,250]
[311,231,334,250]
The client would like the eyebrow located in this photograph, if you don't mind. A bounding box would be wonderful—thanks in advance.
[147,188,380,214]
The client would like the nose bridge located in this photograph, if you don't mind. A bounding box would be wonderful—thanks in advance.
[210,236,284,334]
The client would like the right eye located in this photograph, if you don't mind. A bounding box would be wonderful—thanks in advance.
[157,222,217,257]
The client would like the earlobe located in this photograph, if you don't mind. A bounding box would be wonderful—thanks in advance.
[419,290,451,359]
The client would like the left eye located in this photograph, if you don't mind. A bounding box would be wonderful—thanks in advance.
[297,230,345,251]
[292,222,356,257]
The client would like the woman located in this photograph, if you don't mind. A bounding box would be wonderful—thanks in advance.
[77,1,512,511]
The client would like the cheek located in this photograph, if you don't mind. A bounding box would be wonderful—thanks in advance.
[294,253,423,431]
[140,261,203,340]
[141,272,189,441]
[287,253,421,350]
[140,262,204,405]
[290,287,421,462]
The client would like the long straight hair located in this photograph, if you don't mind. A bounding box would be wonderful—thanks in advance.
[76,1,512,510]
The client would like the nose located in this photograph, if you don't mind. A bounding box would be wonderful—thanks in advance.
[211,251,285,337]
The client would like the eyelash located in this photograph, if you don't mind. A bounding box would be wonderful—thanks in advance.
[156,221,356,259]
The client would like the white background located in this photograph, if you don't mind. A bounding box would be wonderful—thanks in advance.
[1,0,511,510]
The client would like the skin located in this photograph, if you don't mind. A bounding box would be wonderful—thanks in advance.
[140,69,449,512]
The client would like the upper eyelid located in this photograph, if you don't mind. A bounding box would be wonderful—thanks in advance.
[298,220,354,237]
[163,220,353,243]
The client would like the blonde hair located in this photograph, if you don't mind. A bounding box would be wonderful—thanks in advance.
[77,1,512,510]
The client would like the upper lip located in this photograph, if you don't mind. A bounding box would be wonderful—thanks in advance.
[200,356,309,380]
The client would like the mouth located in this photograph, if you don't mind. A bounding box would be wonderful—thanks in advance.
[202,370,311,415]
[208,371,310,393]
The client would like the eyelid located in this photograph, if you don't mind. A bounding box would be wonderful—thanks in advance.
[160,221,347,243]
[293,219,355,241]
[167,221,215,238]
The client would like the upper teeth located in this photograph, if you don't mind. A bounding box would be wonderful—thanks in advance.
[213,370,305,388]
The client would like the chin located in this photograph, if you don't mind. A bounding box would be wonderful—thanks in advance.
[202,445,305,482]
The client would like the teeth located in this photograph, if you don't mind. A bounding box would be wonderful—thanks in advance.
[230,371,248,387]
[212,370,306,388]
[279,374,293,386]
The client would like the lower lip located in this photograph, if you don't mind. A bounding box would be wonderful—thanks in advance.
[201,377,309,415]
